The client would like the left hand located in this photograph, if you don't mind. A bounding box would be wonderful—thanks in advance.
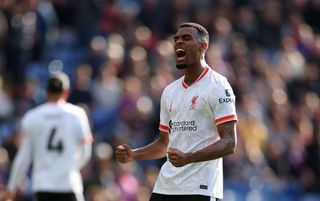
[167,148,191,167]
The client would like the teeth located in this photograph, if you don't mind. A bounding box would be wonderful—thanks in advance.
[176,48,185,53]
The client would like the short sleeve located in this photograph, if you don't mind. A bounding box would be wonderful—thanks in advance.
[159,90,170,133]
[20,111,32,136]
[210,79,237,125]
[77,108,93,144]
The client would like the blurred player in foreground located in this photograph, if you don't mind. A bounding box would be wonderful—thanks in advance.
[3,72,93,201]
[115,22,238,201]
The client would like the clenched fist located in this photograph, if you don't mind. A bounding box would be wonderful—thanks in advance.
[167,147,191,167]
[115,144,134,164]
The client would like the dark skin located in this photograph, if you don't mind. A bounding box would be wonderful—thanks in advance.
[174,26,207,85]
[167,121,237,167]
[115,26,237,167]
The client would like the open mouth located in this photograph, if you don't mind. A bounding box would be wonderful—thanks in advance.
[176,48,186,61]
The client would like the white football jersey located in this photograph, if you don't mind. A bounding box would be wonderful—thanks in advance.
[7,102,92,194]
[154,66,237,199]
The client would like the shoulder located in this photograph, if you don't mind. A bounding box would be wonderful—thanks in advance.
[205,68,235,98]
[22,104,46,121]
[64,103,87,117]
[20,105,49,130]
[207,68,230,87]
[204,68,234,94]
[162,77,184,96]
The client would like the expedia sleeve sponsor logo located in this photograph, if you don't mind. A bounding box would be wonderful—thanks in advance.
[218,97,235,104]
[219,89,235,104]
[225,89,231,97]
[169,120,198,133]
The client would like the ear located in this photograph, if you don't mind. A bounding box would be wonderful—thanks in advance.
[63,89,70,99]
[200,42,208,51]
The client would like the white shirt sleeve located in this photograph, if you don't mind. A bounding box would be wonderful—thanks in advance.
[159,89,170,132]
[77,108,93,143]
[76,141,92,169]
[210,78,237,125]
[75,108,93,169]
[7,134,32,192]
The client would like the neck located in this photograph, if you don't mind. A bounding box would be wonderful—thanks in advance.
[47,98,66,104]
[46,94,66,103]
[46,90,69,103]
[183,59,207,86]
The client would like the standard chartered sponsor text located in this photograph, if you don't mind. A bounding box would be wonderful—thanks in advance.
[170,120,197,132]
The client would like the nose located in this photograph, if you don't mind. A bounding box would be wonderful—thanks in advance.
[175,38,183,46]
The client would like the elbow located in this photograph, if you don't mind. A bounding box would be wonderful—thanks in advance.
[226,139,237,155]
[229,143,236,154]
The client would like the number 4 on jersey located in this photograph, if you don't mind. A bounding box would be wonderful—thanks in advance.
[47,127,64,153]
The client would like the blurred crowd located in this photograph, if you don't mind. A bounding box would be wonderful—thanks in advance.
[0,0,319,200]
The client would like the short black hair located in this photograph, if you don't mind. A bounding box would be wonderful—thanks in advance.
[46,72,70,94]
[179,22,209,44]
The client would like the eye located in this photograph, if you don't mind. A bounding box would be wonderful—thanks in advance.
[183,35,192,41]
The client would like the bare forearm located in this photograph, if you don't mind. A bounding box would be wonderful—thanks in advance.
[188,138,236,163]
[133,134,169,160]
[188,121,237,164]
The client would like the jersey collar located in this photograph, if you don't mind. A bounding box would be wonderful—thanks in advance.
[182,67,209,90]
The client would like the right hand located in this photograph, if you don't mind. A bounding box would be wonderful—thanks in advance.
[115,144,134,164]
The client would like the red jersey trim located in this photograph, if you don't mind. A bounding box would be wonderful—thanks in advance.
[182,67,209,90]
[159,124,169,132]
[182,81,188,89]
[215,115,237,125]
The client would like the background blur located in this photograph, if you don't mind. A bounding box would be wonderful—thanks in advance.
[0,0,319,200]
